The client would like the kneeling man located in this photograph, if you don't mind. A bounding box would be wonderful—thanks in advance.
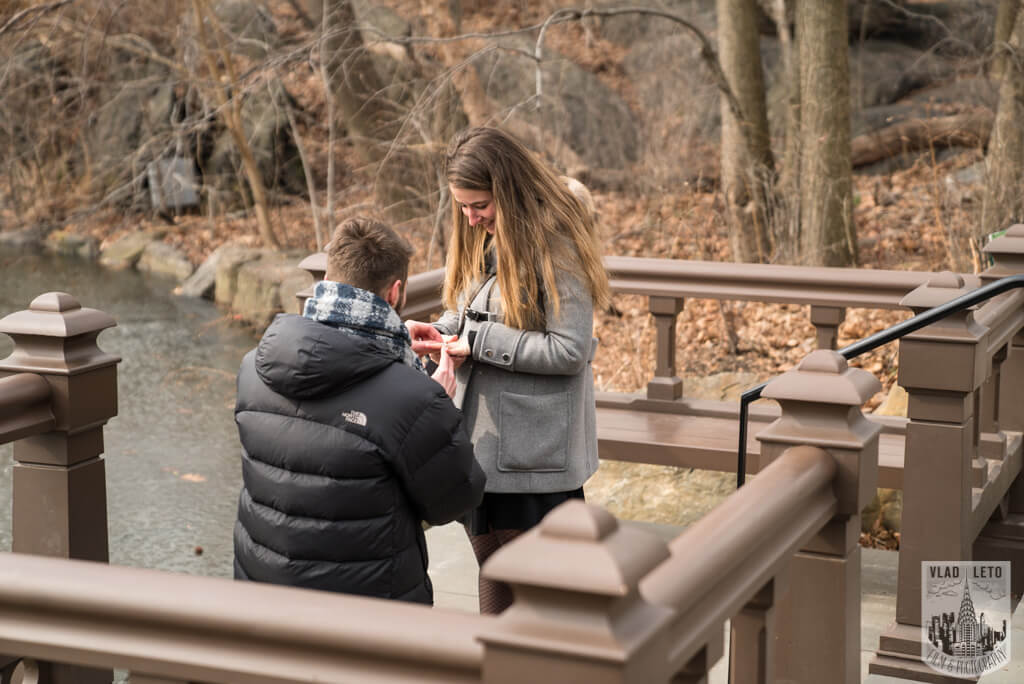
[233,217,484,604]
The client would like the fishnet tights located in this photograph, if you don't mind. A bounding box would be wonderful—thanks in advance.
[468,528,523,615]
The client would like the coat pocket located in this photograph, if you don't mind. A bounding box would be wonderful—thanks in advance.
[496,391,569,472]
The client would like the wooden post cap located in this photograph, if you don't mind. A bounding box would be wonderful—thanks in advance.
[761,349,880,407]
[982,224,1024,278]
[482,500,670,596]
[759,350,881,515]
[0,292,116,340]
[898,271,983,316]
[0,293,119,374]
[479,501,677,680]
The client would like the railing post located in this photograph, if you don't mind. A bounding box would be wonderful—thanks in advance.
[982,224,1024,434]
[478,500,678,683]
[870,272,988,680]
[647,296,684,401]
[296,251,326,311]
[0,293,119,684]
[756,349,881,684]
[728,578,783,684]
[975,224,1024,604]
[809,305,845,350]
[673,637,724,684]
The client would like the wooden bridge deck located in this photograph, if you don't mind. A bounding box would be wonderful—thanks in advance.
[595,392,911,489]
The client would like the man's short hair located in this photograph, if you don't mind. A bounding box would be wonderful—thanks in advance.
[326,217,413,296]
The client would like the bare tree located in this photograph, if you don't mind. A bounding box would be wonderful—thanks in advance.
[796,0,856,267]
[717,0,774,264]
[766,0,801,262]
[190,0,280,249]
[982,3,1024,240]
[991,0,1022,80]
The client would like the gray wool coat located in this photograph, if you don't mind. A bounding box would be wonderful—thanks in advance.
[433,267,599,494]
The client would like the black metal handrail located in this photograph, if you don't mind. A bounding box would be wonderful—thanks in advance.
[736,274,1024,487]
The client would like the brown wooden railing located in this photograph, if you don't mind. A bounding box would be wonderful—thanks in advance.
[0,292,120,683]
[0,280,878,683]
[0,553,487,683]
[0,289,882,683]
[299,253,939,339]
[3,226,1024,682]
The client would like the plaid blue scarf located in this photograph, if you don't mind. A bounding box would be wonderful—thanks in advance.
[303,281,425,373]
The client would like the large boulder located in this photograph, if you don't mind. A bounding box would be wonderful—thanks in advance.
[214,246,267,306]
[87,62,176,210]
[137,242,195,282]
[847,40,953,109]
[204,82,306,211]
[278,268,315,315]
[0,227,45,253]
[470,36,639,171]
[178,243,235,299]
[44,229,100,260]
[622,31,720,187]
[596,0,715,47]
[232,254,310,328]
[203,1,279,59]
[99,231,165,270]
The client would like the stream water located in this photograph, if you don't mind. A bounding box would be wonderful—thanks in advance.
[0,248,260,577]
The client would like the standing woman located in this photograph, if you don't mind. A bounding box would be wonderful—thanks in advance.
[406,126,610,614]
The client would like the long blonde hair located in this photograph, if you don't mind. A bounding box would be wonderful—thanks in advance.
[442,127,610,330]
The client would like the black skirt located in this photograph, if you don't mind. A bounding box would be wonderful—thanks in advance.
[464,488,585,536]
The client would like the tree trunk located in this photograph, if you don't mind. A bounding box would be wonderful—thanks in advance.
[990,0,1021,81]
[321,0,402,149]
[191,0,280,250]
[717,0,774,264]
[767,0,800,263]
[796,0,855,267]
[982,5,1024,240]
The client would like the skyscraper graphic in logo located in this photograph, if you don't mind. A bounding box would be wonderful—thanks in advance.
[922,561,1011,678]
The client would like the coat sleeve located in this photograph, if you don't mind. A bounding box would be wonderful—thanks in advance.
[394,390,485,526]
[432,309,461,337]
[471,270,594,376]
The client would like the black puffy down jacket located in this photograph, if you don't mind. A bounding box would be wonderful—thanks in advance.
[233,314,485,604]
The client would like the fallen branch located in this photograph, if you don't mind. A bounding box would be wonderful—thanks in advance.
[0,0,73,39]
[851,110,994,168]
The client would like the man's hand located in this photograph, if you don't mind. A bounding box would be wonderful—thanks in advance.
[406,320,443,356]
[431,344,457,398]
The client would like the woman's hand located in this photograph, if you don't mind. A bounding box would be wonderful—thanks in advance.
[431,334,469,368]
[444,336,471,360]
[406,320,444,356]
[431,344,457,398]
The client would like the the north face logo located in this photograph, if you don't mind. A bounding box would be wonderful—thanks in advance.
[342,410,367,426]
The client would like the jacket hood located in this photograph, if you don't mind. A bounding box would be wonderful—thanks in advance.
[254,314,397,399]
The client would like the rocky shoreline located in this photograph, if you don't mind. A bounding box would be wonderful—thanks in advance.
[0,226,313,331]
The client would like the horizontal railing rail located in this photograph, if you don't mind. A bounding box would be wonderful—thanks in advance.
[0,373,55,444]
[976,284,1024,357]
[642,445,838,670]
[0,552,489,683]
[603,256,940,308]
[298,254,942,314]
